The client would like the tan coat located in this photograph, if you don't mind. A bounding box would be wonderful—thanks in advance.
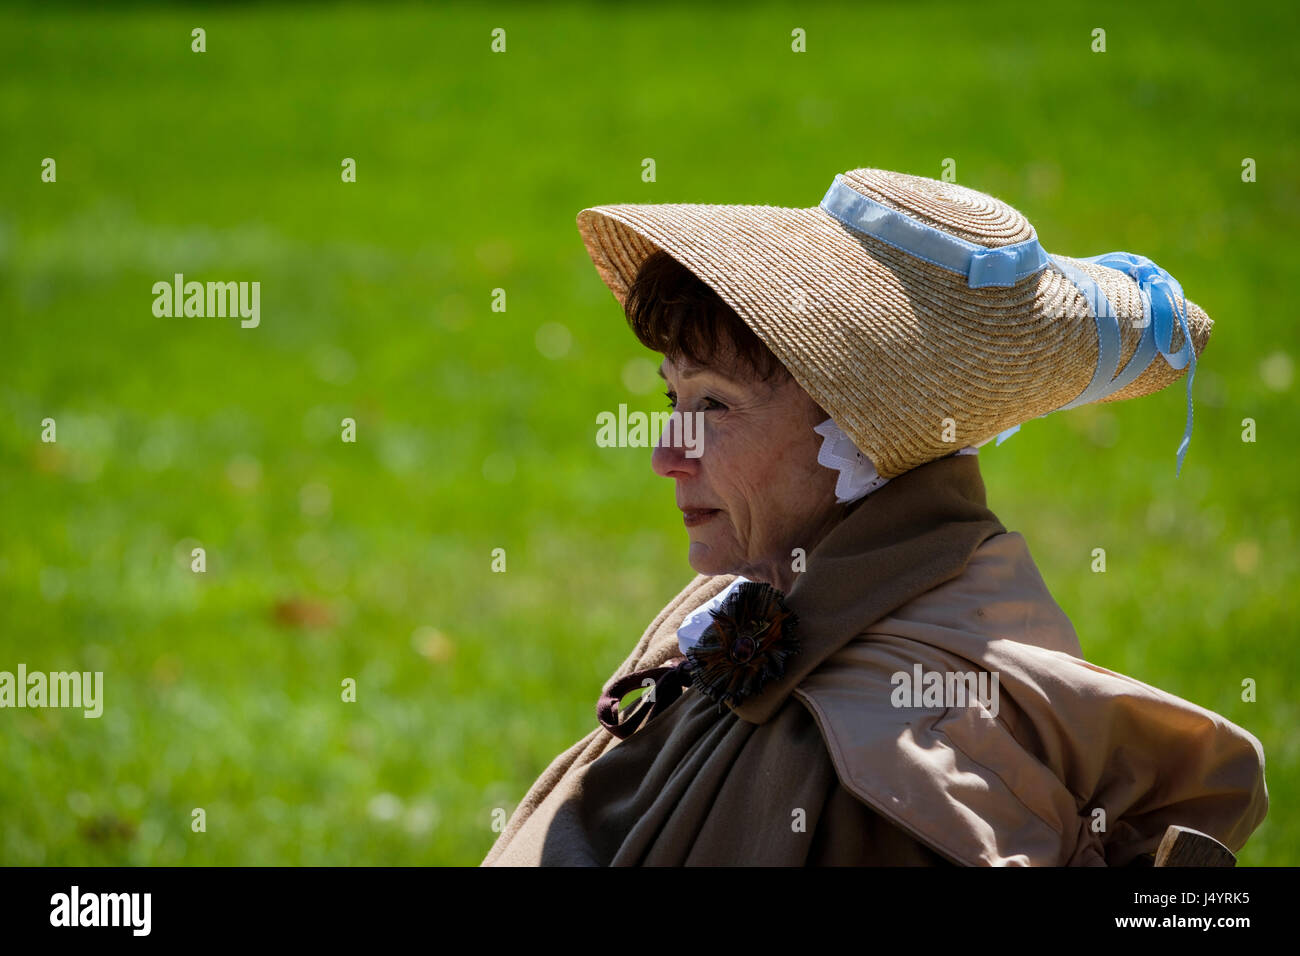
[482,454,1268,866]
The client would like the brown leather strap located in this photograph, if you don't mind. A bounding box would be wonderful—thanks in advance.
[597,656,696,739]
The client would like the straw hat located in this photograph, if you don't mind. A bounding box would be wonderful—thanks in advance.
[576,167,1210,479]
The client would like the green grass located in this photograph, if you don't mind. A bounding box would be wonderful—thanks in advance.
[1,0,1296,865]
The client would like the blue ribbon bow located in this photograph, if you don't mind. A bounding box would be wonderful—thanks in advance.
[1049,251,1198,475]
[1096,252,1197,475]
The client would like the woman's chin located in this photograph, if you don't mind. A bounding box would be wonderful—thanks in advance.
[687,540,734,578]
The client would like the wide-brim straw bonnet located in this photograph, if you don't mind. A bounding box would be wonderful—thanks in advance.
[576,167,1210,479]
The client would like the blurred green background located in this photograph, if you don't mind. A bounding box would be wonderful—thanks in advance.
[1,0,1295,865]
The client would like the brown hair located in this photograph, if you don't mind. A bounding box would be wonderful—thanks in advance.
[623,250,791,383]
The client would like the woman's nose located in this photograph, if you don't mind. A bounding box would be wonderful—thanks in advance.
[652,411,700,479]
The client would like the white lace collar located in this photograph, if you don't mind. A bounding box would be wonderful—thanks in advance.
[813,417,976,504]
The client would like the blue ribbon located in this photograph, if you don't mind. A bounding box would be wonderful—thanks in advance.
[1066,252,1197,475]
[818,174,1199,474]
[820,175,1052,289]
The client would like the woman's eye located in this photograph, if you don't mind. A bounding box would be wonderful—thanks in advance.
[664,390,726,412]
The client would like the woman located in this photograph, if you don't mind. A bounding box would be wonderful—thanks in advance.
[482,167,1268,866]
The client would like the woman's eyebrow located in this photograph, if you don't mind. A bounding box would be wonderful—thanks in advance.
[657,362,726,382]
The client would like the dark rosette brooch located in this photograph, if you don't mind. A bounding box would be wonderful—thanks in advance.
[686,581,800,711]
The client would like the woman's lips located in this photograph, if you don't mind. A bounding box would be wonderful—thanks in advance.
[682,508,720,528]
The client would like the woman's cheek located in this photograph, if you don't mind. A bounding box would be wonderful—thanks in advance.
[701,421,726,463]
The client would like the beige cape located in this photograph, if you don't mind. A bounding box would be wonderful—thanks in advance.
[482,454,1268,866]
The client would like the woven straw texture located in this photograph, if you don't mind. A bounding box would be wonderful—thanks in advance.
[576,168,1212,479]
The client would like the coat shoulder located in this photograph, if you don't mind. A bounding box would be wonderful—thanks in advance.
[868,529,1083,657]
[791,530,1269,865]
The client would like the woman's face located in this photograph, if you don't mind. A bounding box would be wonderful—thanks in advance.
[652,347,845,593]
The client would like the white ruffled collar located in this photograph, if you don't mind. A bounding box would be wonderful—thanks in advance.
[813,417,977,504]
[677,576,749,656]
